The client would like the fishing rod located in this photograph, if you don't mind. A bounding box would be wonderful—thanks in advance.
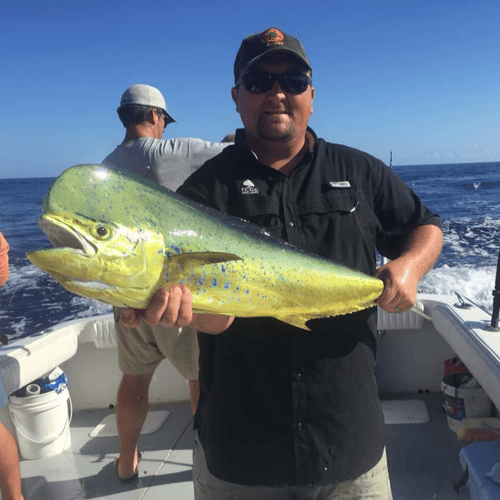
[491,247,500,330]
[453,245,500,331]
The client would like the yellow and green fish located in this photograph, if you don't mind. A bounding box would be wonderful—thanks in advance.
[27,165,384,330]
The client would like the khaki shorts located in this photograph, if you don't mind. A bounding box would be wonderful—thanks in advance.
[193,432,392,500]
[114,307,199,380]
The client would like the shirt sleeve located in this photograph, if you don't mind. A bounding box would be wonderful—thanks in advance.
[0,232,9,286]
[177,165,216,207]
[373,164,441,260]
[174,138,228,169]
[149,138,228,192]
[176,148,233,210]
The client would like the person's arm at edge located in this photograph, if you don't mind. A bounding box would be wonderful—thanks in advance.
[374,223,443,312]
[0,232,9,287]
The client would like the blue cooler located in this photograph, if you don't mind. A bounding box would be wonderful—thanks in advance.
[459,442,500,500]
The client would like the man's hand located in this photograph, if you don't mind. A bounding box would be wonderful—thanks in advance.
[119,285,234,334]
[374,259,419,313]
[374,224,443,313]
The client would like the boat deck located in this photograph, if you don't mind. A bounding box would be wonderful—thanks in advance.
[19,400,195,500]
[18,394,471,500]
[382,393,469,499]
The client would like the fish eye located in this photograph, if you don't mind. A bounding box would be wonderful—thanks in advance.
[91,224,112,240]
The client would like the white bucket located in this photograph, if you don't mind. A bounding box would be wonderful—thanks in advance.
[8,386,72,459]
[441,374,492,432]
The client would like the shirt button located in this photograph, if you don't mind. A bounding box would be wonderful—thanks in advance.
[295,373,302,382]
[288,221,294,227]
[297,422,304,431]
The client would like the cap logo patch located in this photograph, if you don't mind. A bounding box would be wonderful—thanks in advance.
[262,28,284,46]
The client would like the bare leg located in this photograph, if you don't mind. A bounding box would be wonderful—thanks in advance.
[116,373,153,479]
[189,379,200,415]
[116,374,199,478]
[0,422,24,500]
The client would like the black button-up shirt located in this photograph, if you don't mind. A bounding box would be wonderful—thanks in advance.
[178,128,440,486]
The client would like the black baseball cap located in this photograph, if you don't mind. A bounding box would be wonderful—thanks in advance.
[234,27,312,85]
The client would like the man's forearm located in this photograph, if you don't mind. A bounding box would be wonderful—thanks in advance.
[399,223,443,281]
[375,223,443,311]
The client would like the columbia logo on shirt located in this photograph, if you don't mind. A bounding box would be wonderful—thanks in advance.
[241,180,259,195]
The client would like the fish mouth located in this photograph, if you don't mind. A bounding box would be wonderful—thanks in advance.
[38,216,97,256]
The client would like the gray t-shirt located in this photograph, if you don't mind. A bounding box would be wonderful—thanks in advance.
[101,136,228,191]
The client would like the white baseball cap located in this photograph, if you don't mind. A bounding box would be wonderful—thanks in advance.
[119,84,176,124]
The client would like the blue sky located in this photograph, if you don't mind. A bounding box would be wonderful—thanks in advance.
[1,0,498,178]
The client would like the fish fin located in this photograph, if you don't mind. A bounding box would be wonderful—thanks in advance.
[168,252,242,268]
[191,308,312,331]
[164,252,243,283]
[277,316,311,331]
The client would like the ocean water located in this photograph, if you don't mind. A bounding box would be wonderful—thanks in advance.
[0,161,499,339]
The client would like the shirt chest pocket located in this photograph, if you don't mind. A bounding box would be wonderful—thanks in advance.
[227,195,281,220]
[296,186,359,216]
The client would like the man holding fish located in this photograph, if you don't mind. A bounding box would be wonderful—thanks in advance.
[111,28,443,498]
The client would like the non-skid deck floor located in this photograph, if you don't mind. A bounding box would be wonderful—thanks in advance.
[19,400,195,500]
[18,395,471,500]
[383,393,470,500]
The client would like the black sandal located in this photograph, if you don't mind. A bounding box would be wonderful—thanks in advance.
[115,451,142,482]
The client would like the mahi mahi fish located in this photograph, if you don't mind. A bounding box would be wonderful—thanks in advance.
[27,164,384,330]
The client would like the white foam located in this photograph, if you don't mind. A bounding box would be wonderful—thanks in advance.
[420,265,496,313]
[68,296,112,317]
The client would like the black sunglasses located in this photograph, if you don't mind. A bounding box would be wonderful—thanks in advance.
[156,108,169,128]
[237,71,312,94]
